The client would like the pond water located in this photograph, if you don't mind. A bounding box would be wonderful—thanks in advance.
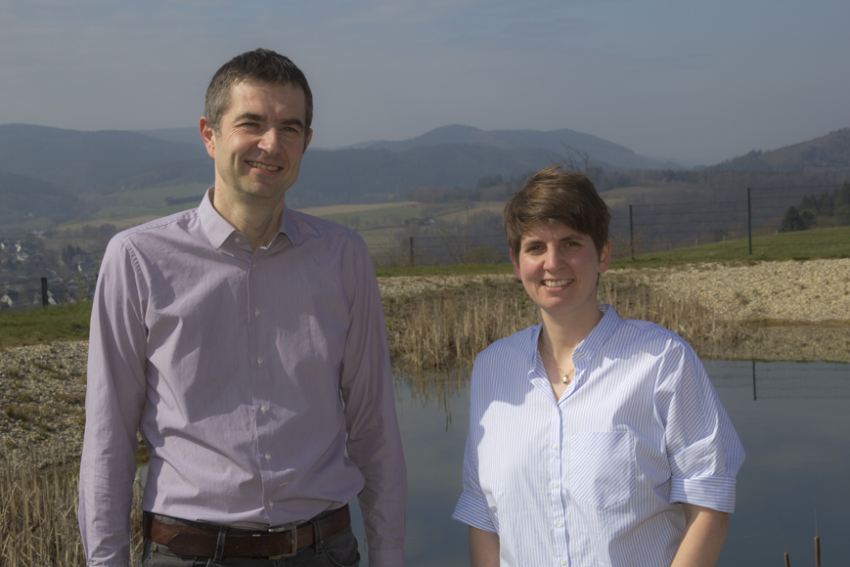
[347,360,850,566]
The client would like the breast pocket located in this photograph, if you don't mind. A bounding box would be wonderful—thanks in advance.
[570,430,635,509]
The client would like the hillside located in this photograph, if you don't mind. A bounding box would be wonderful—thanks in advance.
[709,127,850,173]
[0,124,206,193]
[0,170,87,225]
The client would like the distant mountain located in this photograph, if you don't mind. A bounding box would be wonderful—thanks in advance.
[0,124,207,193]
[0,170,87,224]
[709,128,850,173]
[290,143,566,205]
[134,127,206,150]
[354,124,667,171]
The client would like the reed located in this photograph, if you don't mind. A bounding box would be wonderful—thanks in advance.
[0,451,144,567]
[385,276,751,370]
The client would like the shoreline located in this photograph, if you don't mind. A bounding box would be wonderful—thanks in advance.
[2,259,848,463]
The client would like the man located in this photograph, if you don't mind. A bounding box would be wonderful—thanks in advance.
[79,49,406,567]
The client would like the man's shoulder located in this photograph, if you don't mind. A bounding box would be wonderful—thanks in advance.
[287,209,365,246]
[112,208,200,246]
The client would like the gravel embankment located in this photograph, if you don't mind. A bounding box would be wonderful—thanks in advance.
[2,259,848,462]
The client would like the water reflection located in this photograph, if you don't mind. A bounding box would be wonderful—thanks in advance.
[347,360,850,566]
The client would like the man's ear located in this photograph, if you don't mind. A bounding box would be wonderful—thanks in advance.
[199,117,216,159]
[302,128,313,154]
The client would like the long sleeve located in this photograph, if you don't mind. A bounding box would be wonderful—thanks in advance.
[339,238,407,567]
[78,236,149,566]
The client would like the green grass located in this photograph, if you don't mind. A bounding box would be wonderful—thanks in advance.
[613,225,850,269]
[0,302,91,351]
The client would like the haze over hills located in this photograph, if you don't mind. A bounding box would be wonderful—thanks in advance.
[1,122,849,227]
[708,128,850,173]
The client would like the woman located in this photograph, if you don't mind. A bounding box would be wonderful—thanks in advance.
[452,166,744,566]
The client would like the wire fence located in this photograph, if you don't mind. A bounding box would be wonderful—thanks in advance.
[368,184,850,266]
[703,359,850,400]
[0,275,95,312]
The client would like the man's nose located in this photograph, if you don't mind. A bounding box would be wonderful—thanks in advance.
[258,128,283,153]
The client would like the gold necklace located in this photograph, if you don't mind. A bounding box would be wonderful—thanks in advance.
[541,342,574,384]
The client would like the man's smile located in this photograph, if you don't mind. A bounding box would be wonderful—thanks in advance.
[247,160,281,171]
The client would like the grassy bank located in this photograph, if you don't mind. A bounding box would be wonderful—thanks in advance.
[383,276,750,370]
[0,452,144,566]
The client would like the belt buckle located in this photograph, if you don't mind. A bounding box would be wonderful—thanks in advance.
[266,523,298,559]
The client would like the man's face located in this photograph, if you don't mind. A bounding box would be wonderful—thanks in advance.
[511,222,611,324]
[200,80,312,208]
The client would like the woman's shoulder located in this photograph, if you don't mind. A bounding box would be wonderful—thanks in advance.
[477,324,539,362]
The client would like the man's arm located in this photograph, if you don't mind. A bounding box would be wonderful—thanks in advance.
[78,237,148,566]
[670,504,729,567]
[469,526,500,567]
[338,237,406,567]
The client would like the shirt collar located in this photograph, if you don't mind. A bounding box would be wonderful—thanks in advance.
[526,303,622,368]
[199,188,298,250]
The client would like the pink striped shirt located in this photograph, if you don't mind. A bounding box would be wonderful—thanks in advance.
[79,190,406,566]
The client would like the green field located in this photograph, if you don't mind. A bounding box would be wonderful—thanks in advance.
[77,182,208,221]
[615,224,850,269]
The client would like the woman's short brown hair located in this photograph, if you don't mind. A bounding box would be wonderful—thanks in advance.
[503,166,610,258]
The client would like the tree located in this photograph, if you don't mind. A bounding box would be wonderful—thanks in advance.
[779,206,815,232]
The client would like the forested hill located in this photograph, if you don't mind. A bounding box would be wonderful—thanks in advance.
[709,128,850,173]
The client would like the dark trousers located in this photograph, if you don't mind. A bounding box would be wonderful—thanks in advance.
[141,513,360,567]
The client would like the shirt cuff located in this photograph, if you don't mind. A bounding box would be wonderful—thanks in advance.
[670,475,737,513]
[452,491,496,533]
[368,546,405,567]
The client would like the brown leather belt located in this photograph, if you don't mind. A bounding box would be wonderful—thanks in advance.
[143,505,350,559]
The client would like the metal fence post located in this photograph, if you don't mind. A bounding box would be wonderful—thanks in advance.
[41,277,48,307]
[747,187,752,255]
[409,236,414,267]
[629,205,634,260]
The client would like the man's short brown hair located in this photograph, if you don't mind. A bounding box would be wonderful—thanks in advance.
[503,166,610,258]
[204,48,313,137]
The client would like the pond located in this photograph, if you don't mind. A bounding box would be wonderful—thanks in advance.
[347,360,850,566]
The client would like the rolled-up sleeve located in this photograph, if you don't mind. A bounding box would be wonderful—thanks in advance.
[78,236,149,566]
[338,237,407,567]
[656,343,745,513]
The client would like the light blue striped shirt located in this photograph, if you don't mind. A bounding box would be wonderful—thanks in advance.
[453,305,745,567]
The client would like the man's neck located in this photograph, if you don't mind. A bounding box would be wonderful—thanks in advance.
[210,187,285,250]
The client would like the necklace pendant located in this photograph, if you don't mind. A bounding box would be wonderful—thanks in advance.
[561,374,568,384]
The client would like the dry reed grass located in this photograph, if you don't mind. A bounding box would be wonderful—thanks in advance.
[0,451,144,567]
[385,276,752,371]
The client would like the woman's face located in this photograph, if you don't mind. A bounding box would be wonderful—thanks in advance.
[511,222,611,326]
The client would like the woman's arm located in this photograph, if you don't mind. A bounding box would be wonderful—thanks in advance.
[469,526,500,567]
[670,503,729,567]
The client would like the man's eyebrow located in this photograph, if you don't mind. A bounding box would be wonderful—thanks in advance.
[233,112,264,123]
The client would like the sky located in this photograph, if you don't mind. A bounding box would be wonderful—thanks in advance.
[2,0,848,166]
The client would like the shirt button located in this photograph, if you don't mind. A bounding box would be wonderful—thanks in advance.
[269,501,274,509]
[560,560,566,566]
[265,453,271,462]
[257,357,263,365]
[260,405,268,414]
[575,351,582,359]
[553,482,559,488]
[234,237,241,244]
[252,263,257,269]
[553,444,558,450]
[254,308,260,317]
[557,521,563,528]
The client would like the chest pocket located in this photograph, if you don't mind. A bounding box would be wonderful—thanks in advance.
[570,430,635,509]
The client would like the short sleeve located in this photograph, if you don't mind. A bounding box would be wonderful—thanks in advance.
[654,342,745,513]
[452,355,498,533]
